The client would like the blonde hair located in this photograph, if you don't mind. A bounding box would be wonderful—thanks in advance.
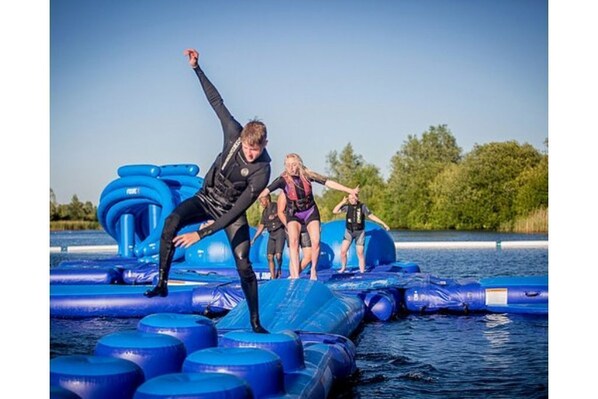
[283,153,325,181]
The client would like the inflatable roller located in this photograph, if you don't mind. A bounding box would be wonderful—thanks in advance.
[133,372,251,399]
[50,355,143,399]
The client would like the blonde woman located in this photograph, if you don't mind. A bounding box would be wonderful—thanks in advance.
[259,153,358,280]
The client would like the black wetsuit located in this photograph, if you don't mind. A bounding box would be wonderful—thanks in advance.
[146,65,270,332]
[260,202,285,255]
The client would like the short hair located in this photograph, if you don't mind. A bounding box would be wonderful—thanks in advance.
[240,119,267,147]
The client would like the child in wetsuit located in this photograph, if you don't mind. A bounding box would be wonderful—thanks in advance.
[251,194,286,279]
[333,194,390,273]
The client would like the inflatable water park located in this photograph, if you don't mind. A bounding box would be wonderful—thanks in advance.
[50,164,548,399]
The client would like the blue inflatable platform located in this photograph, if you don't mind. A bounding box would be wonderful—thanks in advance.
[50,163,549,398]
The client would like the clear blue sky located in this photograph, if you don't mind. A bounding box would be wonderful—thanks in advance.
[50,0,547,204]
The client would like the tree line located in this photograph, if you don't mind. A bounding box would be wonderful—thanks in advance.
[249,125,548,232]
[50,190,99,230]
[52,125,548,232]
[50,190,98,221]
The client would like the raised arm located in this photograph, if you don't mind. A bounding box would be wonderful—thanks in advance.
[184,49,242,143]
[332,197,348,214]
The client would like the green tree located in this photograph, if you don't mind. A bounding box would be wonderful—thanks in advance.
[50,188,58,221]
[246,200,264,227]
[82,201,98,221]
[429,164,468,229]
[318,143,386,222]
[447,141,543,229]
[513,155,548,216]
[68,195,85,221]
[385,125,462,228]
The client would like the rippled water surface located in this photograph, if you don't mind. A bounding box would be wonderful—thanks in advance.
[50,230,548,398]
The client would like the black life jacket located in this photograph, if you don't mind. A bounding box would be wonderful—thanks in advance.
[200,138,268,212]
[263,203,283,232]
[346,202,365,231]
[282,174,315,212]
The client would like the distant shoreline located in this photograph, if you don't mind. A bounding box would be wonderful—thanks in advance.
[50,221,101,231]
[49,220,547,234]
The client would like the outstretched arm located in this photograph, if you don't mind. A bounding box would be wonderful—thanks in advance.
[173,168,271,248]
[332,197,348,214]
[367,214,390,231]
[257,187,271,199]
[199,168,270,239]
[258,176,285,200]
[324,179,359,197]
[184,48,242,143]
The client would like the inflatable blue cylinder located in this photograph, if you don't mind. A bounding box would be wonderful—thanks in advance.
[159,163,200,176]
[133,372,252,399]
[184,227,261,267]
[480,276,548,314]
[404,281,486,313]
[119,213,135,257]
[50,385,82,399]
[148,204,160,231]
[118,164,161,177]
[362,290,397,321]
[182,347,284,398]
[50,267,123,285]
[220,330,305,372]
[50,355,143,399]
[94,331,186,380]
[137,313,217,354]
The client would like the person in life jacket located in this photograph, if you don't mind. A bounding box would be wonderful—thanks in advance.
[333,193,390,273]
[251,194,285,279]
[144,48,271,334]
[259,153,359,280]
[277,191,313,273]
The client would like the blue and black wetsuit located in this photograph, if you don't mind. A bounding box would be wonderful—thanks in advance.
[145,65,270,333]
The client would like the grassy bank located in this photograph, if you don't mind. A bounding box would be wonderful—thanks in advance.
[50,221,101,231]
[500,208,548,233]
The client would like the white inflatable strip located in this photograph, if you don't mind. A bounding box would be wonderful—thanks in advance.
[394,240,548,249]
[49,245,118,253]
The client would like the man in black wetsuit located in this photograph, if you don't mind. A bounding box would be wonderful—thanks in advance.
[251,194,285,279]
[144,48,271,334]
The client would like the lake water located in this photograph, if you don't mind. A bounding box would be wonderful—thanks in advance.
[50,230,548,398]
